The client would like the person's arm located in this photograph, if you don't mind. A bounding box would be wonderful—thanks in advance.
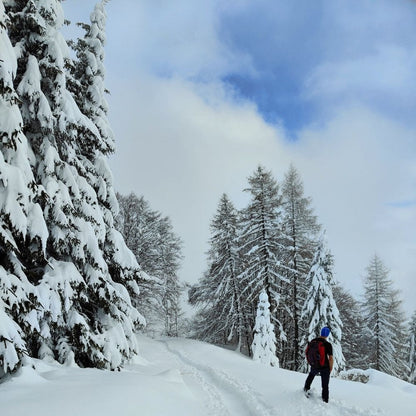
[328,355,334,372]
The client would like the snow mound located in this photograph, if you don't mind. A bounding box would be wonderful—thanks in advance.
[9,365,48,386]
[366,368,416,392]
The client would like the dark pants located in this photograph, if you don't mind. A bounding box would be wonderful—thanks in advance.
[304,367,330,402]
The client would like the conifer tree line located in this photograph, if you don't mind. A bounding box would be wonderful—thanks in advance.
[189,165,342,371]
[0,0,162,376]
[189,165,415,383]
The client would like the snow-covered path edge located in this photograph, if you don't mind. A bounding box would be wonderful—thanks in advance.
[0,335,415,416]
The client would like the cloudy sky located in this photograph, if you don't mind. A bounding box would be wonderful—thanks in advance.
[64,0,416,313]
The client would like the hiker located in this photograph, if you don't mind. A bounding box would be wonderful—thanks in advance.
[303,326,334,403]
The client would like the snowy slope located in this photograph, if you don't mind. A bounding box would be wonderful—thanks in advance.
[0,335,415,416]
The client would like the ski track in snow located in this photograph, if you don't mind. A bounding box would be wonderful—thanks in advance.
[162,340,274,416]
[162,340,387,416]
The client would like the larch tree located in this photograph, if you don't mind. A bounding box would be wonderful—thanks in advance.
[252,290,279,367]
[238,165,286,357]
[280,164,321,370]
[361,255,407,377]
[189,194,249,350]
[301,237,344,373]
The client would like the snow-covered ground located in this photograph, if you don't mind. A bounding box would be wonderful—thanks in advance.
[1,335,415,416]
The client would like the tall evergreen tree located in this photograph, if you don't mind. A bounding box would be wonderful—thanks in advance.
[0,0,48,374]
[4,0,144,369]
[280,164,321,370]
[238,166,285,356]
[68,2,148,316]
[189,194,249,349]
[361,255,407,377]
[301,237,344,373]
[68,0,114,157]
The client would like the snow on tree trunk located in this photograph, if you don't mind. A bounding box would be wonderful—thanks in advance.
[252,290,279,367]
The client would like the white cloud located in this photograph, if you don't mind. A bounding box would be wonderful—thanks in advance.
[108,72,416,313]
[305,45,416,109]
[103,0,255,80]
[108,74,290,285]
[293,106,416,308]
[63,0,416,314]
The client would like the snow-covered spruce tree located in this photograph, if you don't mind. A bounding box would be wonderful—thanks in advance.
[361,255,407,378]
[408,311,416,384]
[0,0,48,375]
[333,283,364,369]
[238,166,286,357]
[6,0,144,369]
[280,164,321,370]
[64,0,148,332]
[252,290,279,367]
[67,0,114,157]
[116,192,183,336]
[189,194,251,351]
[301,237,344,373]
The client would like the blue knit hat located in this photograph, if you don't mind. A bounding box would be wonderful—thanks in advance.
[320,326,331,337]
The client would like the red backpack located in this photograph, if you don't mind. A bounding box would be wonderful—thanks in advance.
[305,339,326,368]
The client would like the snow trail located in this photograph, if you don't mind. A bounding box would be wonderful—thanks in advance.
[162,338,390,416]
[163,340,274,416]
[1,335,414,416]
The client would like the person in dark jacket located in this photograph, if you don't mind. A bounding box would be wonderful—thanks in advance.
[303,326,334,403]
